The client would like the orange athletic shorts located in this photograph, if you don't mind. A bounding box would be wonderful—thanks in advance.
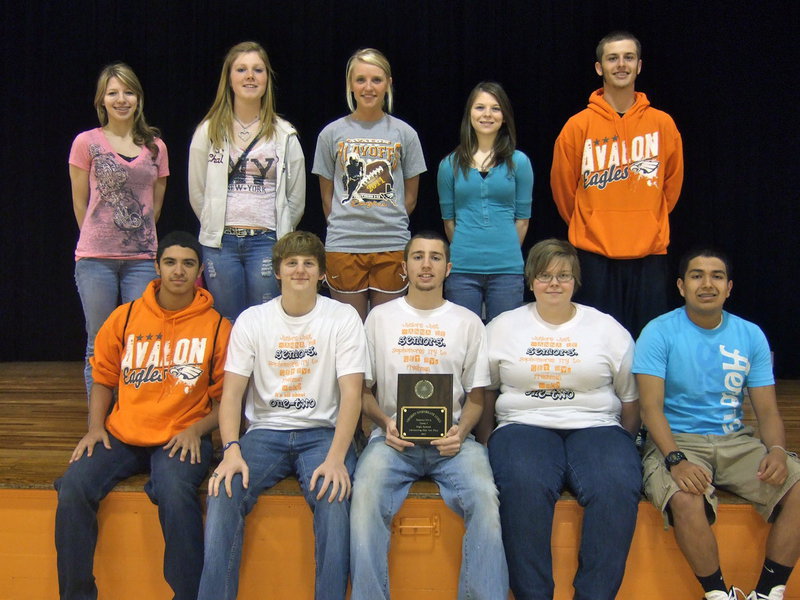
[324,251,408,294]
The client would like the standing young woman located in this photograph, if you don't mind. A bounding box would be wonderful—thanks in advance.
[312,48,426,321]
[70,62,168,398]
[189,41,305,321]
[437,82,533,322]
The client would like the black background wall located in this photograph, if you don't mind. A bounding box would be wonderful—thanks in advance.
[2,1,798,376]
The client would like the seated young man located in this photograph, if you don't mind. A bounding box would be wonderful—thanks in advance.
[197,231,367,600]
[350,231,508,599]
[55,231,231,600]
[635,247,800,600]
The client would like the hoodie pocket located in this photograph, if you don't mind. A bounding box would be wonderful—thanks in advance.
[584,209,664,258]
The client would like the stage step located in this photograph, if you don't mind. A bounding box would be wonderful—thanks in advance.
[2,364,799,599]
[2,479,799,599]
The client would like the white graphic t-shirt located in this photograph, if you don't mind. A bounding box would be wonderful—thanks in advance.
[225,296,367,430]
[487,303,636,430]
[365,297,489,439]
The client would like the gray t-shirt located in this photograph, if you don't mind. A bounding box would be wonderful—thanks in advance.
[312,114,426,252]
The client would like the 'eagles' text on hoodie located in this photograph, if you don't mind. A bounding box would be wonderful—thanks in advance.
[551,89,683,259]
[91,280,231,446]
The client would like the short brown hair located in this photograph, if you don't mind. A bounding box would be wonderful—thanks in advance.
[403,231,450,263]
[524,239,581,291]
[596,31,641,62]
[272,231,326,275]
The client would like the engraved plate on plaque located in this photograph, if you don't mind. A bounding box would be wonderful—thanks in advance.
[396,373,453,444]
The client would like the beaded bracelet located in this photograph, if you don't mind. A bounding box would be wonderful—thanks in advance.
[223,440,241,452]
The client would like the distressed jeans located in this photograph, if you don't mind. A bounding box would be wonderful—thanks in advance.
[202,231,279,321]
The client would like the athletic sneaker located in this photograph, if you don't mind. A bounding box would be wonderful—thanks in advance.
[745,585,786,600]
[704,589,744,600]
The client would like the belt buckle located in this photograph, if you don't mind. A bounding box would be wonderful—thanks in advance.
[225,226,248,237]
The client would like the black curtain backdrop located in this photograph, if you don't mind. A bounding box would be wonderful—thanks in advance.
[2,1,798,376]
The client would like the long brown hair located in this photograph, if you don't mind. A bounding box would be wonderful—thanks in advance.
[450,81,516,179]
[93,62,161,158]
[200,41,277,148]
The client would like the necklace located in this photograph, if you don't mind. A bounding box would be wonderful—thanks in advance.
[233,116,259,141]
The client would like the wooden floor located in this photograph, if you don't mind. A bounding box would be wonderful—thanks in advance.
[2,361,799,492]
[0,362,445,500]
[1,362,800,600]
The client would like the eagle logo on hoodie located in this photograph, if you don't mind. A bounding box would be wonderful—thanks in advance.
[169,365,203,383]
[629,158,660,185]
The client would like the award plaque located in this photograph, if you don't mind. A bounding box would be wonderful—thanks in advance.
[396,373,453,444]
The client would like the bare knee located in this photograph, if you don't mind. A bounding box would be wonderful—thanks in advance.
[668,491,708,526]
[778,479,800,508]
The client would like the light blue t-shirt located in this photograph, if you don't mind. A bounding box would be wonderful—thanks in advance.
[437,150,533,274]
[633,307,774,435]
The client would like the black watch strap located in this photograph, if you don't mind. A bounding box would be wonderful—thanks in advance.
[665,450,687,471]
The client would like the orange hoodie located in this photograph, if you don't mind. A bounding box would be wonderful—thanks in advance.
[550,89,683,259]
[91,280,231,446]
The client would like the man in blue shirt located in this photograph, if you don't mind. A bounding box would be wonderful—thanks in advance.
[635,248,800,600]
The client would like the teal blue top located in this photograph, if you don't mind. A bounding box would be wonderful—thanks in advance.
[437,150,533,274]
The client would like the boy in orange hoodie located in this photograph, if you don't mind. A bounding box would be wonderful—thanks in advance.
[55,231,231,600]
[551,31,683,337]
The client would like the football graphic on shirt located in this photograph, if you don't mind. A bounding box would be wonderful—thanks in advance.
[359,161,392,195]
[342,154,395,205]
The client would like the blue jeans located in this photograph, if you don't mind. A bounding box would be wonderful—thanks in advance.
[74,258,157,399]
[198,428,356,600]
[444,272,524,323]
[54,432,212,600]
[202,231,279,321]
[350,436,508,600]
[488,424,642,600]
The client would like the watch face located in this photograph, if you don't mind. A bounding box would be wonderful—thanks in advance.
[666,451,686,468]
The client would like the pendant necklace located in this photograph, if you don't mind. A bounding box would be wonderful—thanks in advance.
[234,116,259,141]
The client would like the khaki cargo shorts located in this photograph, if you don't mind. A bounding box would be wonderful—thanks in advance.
[642,427,800,527]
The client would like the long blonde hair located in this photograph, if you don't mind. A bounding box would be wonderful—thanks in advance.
[93,62,161,158]
[200,41,277,148]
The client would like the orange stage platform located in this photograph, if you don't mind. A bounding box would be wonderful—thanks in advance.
[1,363,799,599]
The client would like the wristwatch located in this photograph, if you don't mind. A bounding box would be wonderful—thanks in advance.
[664,450,687,471]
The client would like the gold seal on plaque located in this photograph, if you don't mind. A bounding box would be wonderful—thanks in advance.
[414,379,434,400]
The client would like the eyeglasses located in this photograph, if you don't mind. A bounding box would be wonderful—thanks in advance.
[534,272,574,283]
